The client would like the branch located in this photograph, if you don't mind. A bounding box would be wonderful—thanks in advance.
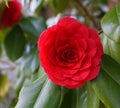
[74,0,99,28]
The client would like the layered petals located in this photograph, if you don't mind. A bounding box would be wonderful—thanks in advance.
[38,17,103,88]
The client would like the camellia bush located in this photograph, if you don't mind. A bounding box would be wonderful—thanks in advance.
[0,0,120,108]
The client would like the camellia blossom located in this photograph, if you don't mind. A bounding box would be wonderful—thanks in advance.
[0,0,22,29]
[38,17,103,88]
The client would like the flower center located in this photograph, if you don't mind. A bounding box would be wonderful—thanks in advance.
[60,49,77,63]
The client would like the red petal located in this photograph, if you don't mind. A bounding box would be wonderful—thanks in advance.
[86,65,100,80]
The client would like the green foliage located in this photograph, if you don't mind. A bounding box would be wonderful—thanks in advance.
[17,46,40,77]
[60,84,100,108]
[4,26,26,61]
[19,17,47,42]
[15,76,102,108]
[0,28,11,43]
[101,55,120,85]
[15,68,62,108]
[15,46,40,95]
[87,83,100,108]
[15,73,25,95]
[1,0,120,108]
[101,4,120,63]
[15,76,47,108]
[13,2,120,108]
[92,69,120,108]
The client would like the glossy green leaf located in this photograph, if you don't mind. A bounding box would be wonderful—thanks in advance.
[60,88,78,108]
[100,33,110,55]
[101,4,120,63]
[60,86,87,108]
[77,86,87,108]
[15,73,25,95]
[15,69,101,108]
[15,73,62,108]
[76,84,100,108]
[15,46,40,95]
[33,79,61,108]
[18,46,40,77]
[87,83,100,108]
[101,54,120,85]
[4,26,26,61]
[91,69,120,108]
[0,28,11,43]
[15,76,47,108]
[31,67,46,81]
[60,84,100,108]
[101,33,120,64]
[19,17,47,41]
[101,3,120,43]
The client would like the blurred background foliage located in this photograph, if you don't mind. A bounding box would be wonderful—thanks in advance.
[0,0,120,108]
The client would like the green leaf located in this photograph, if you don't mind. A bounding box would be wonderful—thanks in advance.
[60,88,79,108]
[60,86,86,108]
[91,69,120,108]
[87,83,100,108]
[18,46,40,77]
[101,3,120,43]
[15,76,47,108]
[100,33,110,55]
[77,84,100,108]
[4,26,26,61]
[33,79,61,108]
[77,86,87,108]
[0,28,11,43]
[19,17,47,41]
[60,84,100,108]
[100,33,120,64]
[101,54,120,85]
[15,46,40,95]
[31,67,46,81]
[99,101,106,108]
[15,73,25,95]
[101,4,120,63]
[15,74,62,108]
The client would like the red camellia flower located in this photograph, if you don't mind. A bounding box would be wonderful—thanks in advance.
[0,0,22,29]
[38,17,103,88]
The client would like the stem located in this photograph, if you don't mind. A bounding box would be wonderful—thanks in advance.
[98,29,103,35]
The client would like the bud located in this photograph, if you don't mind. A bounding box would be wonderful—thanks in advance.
[0,0,22,29]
